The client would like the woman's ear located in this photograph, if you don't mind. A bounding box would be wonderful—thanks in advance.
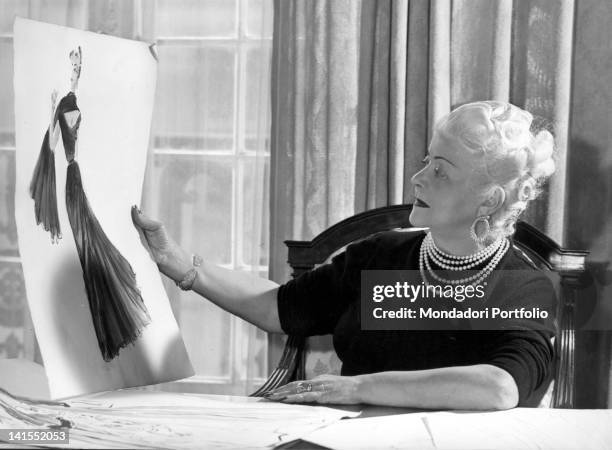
[478,186,505,217]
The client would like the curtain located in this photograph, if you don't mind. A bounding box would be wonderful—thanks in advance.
[356,0,429,209]
[566,0,612,409]
[270,0,361,289]
[271,0,573,273]
[270,0,611,406]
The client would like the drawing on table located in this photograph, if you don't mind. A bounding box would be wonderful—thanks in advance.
[29,46,151,362]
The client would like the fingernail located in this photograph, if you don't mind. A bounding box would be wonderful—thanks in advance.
[265,393,285,401]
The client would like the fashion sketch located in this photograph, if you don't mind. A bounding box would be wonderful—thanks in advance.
[29,46,151,361]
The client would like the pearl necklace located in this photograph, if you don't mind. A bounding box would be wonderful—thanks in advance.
[426,234,503,270]
[428,233,501,263]
[419,232,509,287]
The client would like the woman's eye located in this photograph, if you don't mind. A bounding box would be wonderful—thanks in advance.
[433,165,447,178]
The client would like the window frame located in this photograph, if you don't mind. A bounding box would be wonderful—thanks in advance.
[139,0,271,393]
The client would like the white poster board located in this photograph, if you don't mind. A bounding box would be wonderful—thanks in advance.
[13,17,194,399]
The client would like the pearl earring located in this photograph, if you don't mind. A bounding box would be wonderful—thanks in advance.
[470,215,490,244]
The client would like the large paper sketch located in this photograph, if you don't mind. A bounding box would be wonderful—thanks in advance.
[14,18,194,399]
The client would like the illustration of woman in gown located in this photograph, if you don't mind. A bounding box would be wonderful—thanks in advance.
[29,46,151,362]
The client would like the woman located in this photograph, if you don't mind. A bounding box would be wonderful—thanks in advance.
[30,47,151,361]
[132,101,556,410]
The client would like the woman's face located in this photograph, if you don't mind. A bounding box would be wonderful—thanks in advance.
[69,48,81,85]
[410,131,484,239]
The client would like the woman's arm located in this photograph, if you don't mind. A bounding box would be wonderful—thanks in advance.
[131,208,282,333]
[189,261,282,333]
[355,364,518,410]
[268,364,519,411]
[48,90,60,149]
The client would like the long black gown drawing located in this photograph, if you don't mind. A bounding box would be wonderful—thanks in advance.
[29,46,151,362]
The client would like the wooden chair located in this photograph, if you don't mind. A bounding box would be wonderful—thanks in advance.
[251,204,588,408]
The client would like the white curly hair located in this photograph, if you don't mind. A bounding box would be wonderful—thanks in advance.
[435,101,556,240]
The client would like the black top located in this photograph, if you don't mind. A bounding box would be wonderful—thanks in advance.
[55,92,80,162]
[277,230,557,406]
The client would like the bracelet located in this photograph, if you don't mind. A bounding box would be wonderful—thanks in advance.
[176,254,203,291]
[177,269,198,291]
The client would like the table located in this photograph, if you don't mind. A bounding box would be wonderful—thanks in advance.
[1,387,611,449]
[293,407,612,449]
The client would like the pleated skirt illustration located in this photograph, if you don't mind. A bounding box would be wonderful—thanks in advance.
[65,161,150,361]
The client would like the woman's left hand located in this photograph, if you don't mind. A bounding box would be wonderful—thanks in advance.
[264,374,362,405]
[130,206,192,281]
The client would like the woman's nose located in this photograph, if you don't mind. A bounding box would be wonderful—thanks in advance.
[411,168,425,188]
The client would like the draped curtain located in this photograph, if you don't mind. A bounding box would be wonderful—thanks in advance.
[270,0,612,407]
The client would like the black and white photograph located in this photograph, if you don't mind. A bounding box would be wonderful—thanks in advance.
[0,0,611,448]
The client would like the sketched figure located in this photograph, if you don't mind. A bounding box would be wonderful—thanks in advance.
[29,47,151,361]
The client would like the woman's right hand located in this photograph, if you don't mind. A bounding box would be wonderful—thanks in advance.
[131,206,193,282]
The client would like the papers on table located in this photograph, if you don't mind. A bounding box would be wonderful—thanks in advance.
[0,388,358,449]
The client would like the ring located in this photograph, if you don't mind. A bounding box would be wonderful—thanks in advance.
[296,382,313,394]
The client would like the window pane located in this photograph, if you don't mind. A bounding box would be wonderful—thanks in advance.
[145,154,234,379]
[155,0,237,37]
[0,151,18,257]
[238,319,268,379]
[0,41,14,145]
[179,291,232,378]
[0,261,27,358]
[244,45,271,152]
[27,0,88,29]
[0,1,27,34]
[154,45,235,151]
[0,1,88,33]
[147,155,233,265]
[238,157,269,267]
[245,0,273,39]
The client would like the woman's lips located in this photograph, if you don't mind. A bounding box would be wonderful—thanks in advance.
[415,198,429,208]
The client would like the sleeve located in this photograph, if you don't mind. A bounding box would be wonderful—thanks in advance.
[481,275,557,405]
[484,329,554,405]
[277,235,380,337]
[29,129,61,241]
